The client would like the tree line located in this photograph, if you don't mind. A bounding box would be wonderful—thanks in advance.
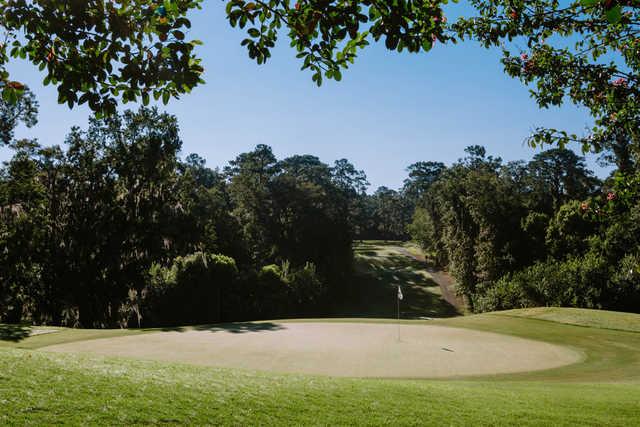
[0,99,419,327]
[2,95,639,327]
[406,146,640,313]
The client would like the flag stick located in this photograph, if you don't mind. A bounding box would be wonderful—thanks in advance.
[397,287,400,342]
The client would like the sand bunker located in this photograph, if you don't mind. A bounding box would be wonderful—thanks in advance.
[42,322,581,378]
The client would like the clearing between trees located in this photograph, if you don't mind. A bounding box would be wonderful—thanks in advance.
[333,241,462,318]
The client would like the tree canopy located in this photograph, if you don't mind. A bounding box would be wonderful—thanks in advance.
[1,1,640,325]
[2,0,637,159]
[1,0,204,116]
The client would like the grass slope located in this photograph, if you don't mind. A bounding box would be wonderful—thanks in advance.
[1,310,640,424]
[495,306,640,333]
[0,324,149,350]
[1,346,638,426]
[333,241,459,318]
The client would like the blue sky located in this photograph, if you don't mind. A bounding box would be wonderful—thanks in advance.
[2,3,606,191]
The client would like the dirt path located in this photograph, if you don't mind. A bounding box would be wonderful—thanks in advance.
[397,247,466,313]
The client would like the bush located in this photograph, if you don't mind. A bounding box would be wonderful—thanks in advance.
[545,200,597,259]
[473,276,531,313]
[475,254,610,312]
[606,253,640,312]
[289,262,324,313]
[253,263,290,318]
[145,252,238,326]
[252,261,324,318]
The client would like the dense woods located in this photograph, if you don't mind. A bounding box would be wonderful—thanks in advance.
[1,0,639,326]
[2,96,638,327]
[0,104,371,327]
[407,146,640,313]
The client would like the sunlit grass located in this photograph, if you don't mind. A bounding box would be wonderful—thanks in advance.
[1,310,640,425]
[0,324,150,350]
[495,307,640,333]
[342,241,458,318]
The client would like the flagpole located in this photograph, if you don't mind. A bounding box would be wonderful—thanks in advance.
[397,286,400,342]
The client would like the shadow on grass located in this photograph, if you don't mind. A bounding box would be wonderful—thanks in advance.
[356,250,379,257]
[333,243,460,319]
[161,322,286,334]
[0,324,31,342]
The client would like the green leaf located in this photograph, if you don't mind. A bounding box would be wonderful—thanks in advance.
[385,35,398,50]
[580,0,598,7]
[606,6,622,24]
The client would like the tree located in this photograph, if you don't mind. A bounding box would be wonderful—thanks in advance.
[403,161,446,206]
[271,155,353,282]
[597,124,638,173]
[331,158,369,238]
[527,149,600,212]
[227,0,639,167]
[452,0,640,158]
[226,0,635,162]
[225,0,450,86]
[331,158,369,196]
[1,0,204,115]
[225,144,280,261]
[0,139,48,323]
[0,87,38,145]
[4,0,636,165]
[0,107,195,326]
[1,1,450,114]
[279,154,331,184]
[370,186,411,240]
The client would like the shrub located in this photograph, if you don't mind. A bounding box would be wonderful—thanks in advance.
[289,262,324,313]
[473,276,531,313]
[545,200,597,259]
[475,254,610,312]
[144,252,238,326]
[238,261,326,320]
[606,254,640,312]
[259,263,291,315]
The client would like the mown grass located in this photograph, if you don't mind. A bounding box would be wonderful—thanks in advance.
[496,306,640,333]
[333,241,458,318]
[0,324,149,350]
[437,313,640,383]
[1,310,640,424]
[0,346,638,425]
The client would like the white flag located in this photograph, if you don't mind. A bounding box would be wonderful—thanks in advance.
[397,285,403,301]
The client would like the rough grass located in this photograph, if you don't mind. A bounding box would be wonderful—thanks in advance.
[1,311,640,425]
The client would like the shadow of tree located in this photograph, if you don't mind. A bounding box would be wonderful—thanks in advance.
[196,322,286,334]
[161,322,286,334]
[356,250,378,257]
[0,324,31,342]
[333,244,460,319]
